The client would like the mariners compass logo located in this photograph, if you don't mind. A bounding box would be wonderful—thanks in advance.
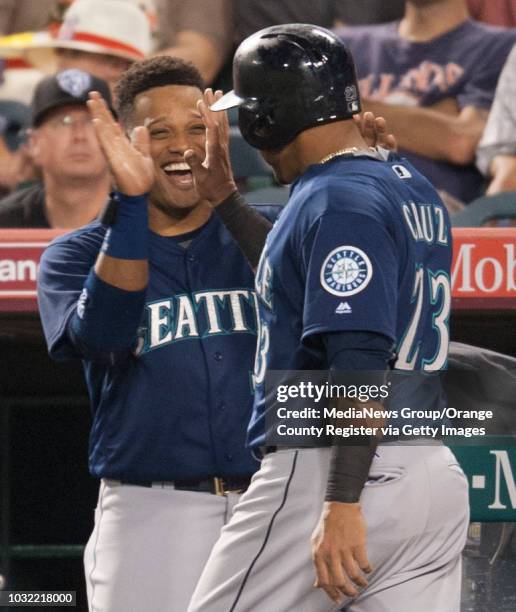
[321,246,372,297]
[56,69,92,97]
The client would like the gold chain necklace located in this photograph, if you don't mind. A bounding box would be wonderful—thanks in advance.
[318,146,377,165]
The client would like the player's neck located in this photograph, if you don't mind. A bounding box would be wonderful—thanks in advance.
[400,0,469,42]
[295,121,368,177]
[43,172,111,229]
[148,199,213,236]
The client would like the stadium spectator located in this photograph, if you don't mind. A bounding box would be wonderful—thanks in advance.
[0,51,45,106]
[335,0,405,25]
[477,45,516,195]
[0,0,156,36]
[0,140,35,197]
[467,0,516,28]
[234,0,406,45]
[0,70,112,228]
[1,0,230,88]
[0,0,152,100]
[153,0,232,85]
[0,100,33,195]
[337,0,516,205]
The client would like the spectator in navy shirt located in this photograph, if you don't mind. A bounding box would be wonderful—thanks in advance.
[337,0,516,205]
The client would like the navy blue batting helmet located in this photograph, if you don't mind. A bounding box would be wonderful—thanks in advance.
[212,24,361,151]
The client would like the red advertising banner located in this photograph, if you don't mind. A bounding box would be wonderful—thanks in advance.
[452,228,516,310]
[0,229,62,312]
[0,228,515,312]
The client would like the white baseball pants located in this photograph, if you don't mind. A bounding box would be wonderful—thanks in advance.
[84,480,241,612]
[188,443,470,612]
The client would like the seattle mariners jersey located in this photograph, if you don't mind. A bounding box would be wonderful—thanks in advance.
[38,208,278,481]
[248,153,452,448]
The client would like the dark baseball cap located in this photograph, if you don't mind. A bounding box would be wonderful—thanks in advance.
[31,69,115,127]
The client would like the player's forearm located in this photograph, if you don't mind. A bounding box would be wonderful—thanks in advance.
[215,190,272,270]
[322,332,391,501]
[486,155,516,195]
[326,398,385,503]
[95,192,149,291]
[68,192,149,355]
[363,100,485,165]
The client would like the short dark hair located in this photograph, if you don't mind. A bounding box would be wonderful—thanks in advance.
[115,56,205,126]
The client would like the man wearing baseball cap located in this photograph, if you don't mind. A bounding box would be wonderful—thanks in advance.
[0,68,113,228]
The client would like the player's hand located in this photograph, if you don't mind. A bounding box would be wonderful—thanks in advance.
[87,91,154,196]
[353,111,397,151]
[311,502,372,603]
[184,88,237,206]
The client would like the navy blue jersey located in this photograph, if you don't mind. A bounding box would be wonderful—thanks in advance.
[38,207,279,481]
[249,154,452,447]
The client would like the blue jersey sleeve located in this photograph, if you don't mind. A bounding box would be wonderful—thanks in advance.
[38,234,100,360]
[301,211,398,344]
[38,227,145,363]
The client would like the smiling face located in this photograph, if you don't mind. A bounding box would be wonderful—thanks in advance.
[130,85,206,217]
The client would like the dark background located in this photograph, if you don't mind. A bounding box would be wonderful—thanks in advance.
[1,316,95,611]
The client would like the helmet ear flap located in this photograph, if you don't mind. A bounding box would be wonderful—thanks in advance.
[253,109,275,138]
[238,99,284,150]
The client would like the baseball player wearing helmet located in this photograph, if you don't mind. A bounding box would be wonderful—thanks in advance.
[37,57,280,612]
[186,24,470,612]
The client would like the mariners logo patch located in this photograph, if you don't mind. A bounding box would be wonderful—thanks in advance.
[56,69,92,97]
[320,246,372,297]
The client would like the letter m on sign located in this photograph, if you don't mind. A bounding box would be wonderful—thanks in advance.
[488,450,516,510]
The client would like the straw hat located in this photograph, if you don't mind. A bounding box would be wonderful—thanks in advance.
[0,0,152,72]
